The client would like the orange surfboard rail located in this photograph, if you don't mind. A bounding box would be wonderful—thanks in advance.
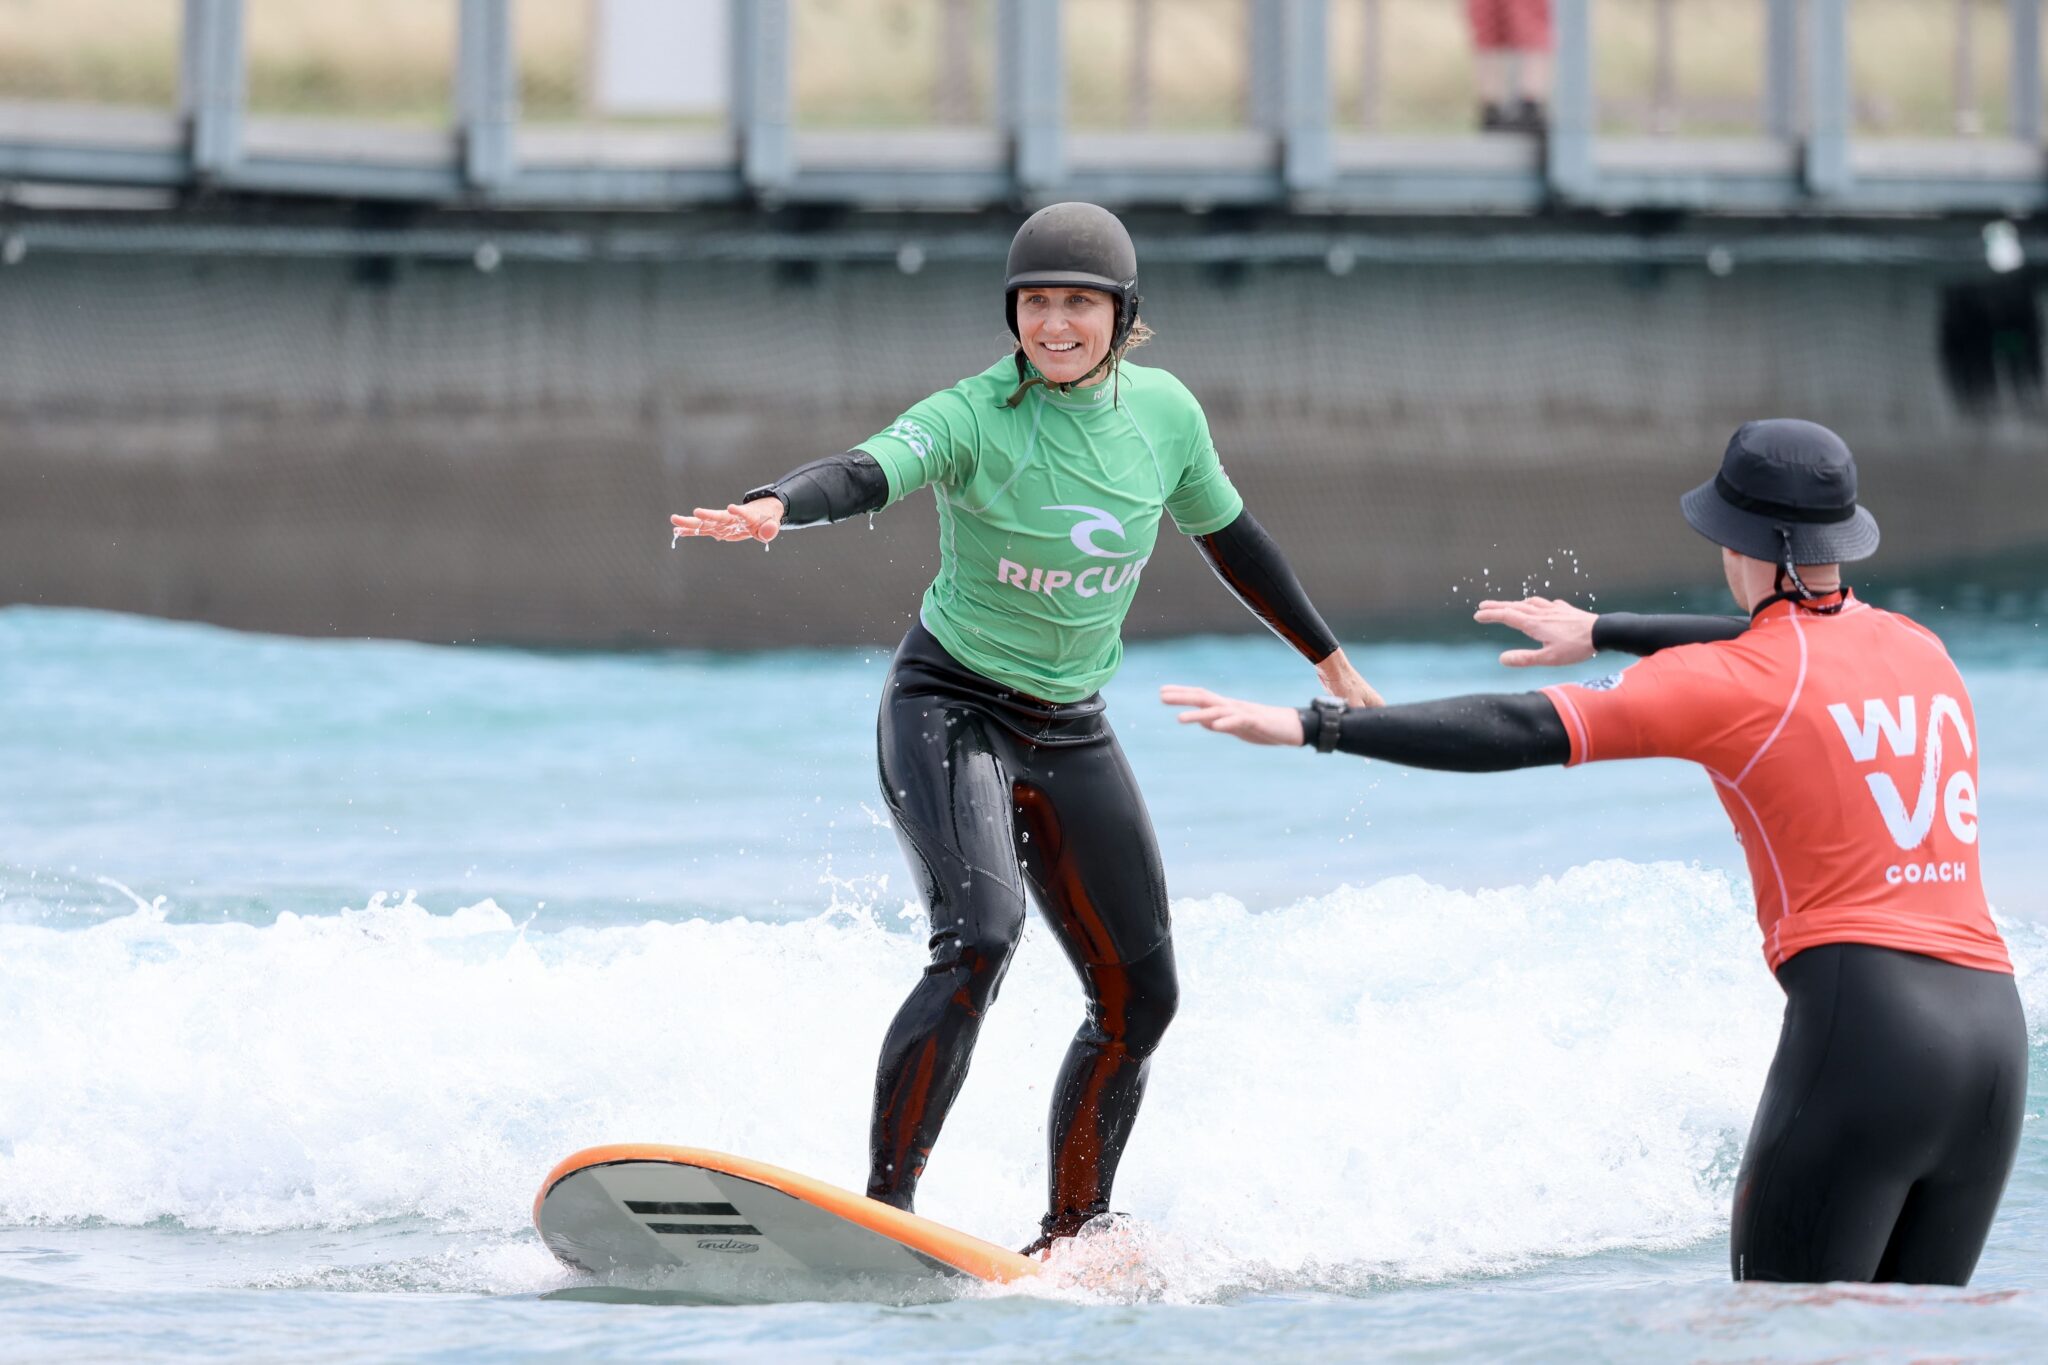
[534,1143,1042,1284]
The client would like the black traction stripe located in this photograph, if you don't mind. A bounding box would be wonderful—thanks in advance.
[648,1222,762,1236]
[625,1201,740,1216]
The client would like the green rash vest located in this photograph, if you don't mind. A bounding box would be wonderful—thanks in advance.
[858,357,1244,703]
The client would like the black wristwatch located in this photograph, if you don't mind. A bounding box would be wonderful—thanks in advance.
[739,484,789,511]
[1302,697,1345,753]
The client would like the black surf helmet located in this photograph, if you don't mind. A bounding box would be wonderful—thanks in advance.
[1679,419,1881,566]
[1004,202,1141,353]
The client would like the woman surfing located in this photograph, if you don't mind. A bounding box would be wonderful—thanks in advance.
[672,202,1381,1253]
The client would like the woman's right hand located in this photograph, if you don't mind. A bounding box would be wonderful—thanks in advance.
[671,496,785,544]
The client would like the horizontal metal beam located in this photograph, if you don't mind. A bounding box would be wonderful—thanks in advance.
[0,140,188,186]
[11,133,2048,217]
[12,220,2042,272]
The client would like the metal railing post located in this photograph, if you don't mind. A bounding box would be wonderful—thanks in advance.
[999,0,1063,194]
[1765,0,1799,139]
[1359,0,1382,129]
[457,0,518,190]
[1247,0,1281,130]
[1129,0,1154,129]
[179,0,244,178]
[935,0,977,124]
[2013,0,2044,143]
[1280,0,1331,192]
[1547,0,1596,200]
[1954,0,1982,135]
[1804,0,1852,196]
[1653,0,1677,134]
[733,0,794,194]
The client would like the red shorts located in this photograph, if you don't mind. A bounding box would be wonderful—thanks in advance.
[1468,0,1551,51]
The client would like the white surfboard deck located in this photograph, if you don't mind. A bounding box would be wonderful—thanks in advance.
[533,1144,1040,1305]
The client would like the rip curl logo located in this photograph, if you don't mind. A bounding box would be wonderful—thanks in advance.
[1826,694,1979,853]
[1043,504,1139,559]
[1580,673,1624,693]
[887,418,937,464]
[996,555,1150,598]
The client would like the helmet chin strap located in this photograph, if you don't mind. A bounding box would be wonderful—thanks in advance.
[1002,346,1119,409]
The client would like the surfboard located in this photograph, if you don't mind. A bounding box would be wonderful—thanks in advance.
[533,1144,1041,1305]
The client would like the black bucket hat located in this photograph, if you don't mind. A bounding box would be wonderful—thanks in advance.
[1679,419,1881,565]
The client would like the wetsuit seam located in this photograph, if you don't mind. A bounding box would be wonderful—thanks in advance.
[1545,687,1590,763]
[933,487,959,607]
[1735,609,1807,787]
[1711,766,1793,960]
[1891,612,1954,660]
[1117,404,1169,501]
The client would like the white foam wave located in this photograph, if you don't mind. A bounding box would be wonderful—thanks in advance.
[3,866,2041,1298]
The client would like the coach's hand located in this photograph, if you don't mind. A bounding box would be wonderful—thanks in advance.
[1474,596,1597,667]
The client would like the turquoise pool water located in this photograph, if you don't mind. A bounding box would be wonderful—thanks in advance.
[3,601,2045,1361]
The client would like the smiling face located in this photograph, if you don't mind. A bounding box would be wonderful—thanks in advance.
[1014,286,1117,387]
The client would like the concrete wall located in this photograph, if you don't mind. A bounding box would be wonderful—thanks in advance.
[3,234,2043,647]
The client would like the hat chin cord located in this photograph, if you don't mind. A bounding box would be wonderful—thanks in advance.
[1753,524,1848,617]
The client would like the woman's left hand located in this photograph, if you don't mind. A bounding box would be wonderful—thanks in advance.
[1159,685,1306,746]
[1315,648,1385,709]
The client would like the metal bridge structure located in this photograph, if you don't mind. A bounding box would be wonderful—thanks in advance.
[1,0,2044,219]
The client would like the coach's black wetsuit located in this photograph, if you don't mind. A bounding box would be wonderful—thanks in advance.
[1731,942,2025,1283]
[1297,600,2027,1284]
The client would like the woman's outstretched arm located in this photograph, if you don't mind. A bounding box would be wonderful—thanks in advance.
[741,451,890,528]
[670,450,889,543]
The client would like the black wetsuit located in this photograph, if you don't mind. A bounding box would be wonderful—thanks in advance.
[1300,604,2028,1285]
[749,448,1341,1245]
[872,622,1177,1240]
[1731,942,2027,1284]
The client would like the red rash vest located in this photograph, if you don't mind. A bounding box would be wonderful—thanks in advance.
[1541,591,2009,975]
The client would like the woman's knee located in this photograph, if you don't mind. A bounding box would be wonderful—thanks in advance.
[929,885,1028,1009]
[1099,941,1179,1056]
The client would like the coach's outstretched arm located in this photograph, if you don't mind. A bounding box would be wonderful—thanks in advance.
[1475,595,1746,665]
[1158,686,1566,771]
